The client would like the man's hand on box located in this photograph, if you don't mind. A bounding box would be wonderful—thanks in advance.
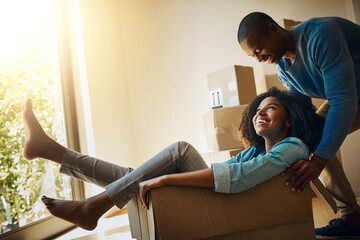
[282,154,329,192]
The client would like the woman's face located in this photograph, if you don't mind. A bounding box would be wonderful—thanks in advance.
[252,97,290,140]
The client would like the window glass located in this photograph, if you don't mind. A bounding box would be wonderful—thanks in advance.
[0,0,72,234]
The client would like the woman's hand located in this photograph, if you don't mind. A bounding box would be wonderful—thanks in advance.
[139,176,166,210]
[139,169,214,210]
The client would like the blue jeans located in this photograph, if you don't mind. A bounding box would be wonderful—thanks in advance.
[60,141,208,209]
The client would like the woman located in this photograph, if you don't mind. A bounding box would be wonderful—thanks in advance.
[23,87,324,230]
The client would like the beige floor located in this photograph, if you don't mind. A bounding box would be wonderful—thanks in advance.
[313,196,340,228]
[55,196,360,240]
[313,194,360,228]
[55,208,134,240]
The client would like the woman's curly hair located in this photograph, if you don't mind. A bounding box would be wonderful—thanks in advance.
[239,87,325,152]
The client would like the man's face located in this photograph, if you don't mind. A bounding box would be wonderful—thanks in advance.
[240,28,285,64]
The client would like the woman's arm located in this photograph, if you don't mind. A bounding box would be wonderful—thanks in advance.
[212,137,309,194]
[139,168,214,209]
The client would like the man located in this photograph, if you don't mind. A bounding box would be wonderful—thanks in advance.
[238,12,360,239]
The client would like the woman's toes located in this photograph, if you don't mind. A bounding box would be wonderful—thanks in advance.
[25,99,32,110]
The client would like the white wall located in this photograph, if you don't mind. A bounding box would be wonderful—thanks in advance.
[339,0,360,195]
[342,133,360,195]
[78,0,135,167]
[353,0,360,22]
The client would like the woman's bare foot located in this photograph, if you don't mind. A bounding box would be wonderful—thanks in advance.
[23,99,49,160]
[23,99,66,163]
[42,193,114,231]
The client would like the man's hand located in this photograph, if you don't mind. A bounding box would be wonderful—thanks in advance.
[282,154,329,192]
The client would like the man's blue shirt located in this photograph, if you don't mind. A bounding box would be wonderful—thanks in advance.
[277,17,360,160]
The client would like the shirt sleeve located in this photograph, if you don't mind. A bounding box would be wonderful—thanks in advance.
[307,23,358,160]
[211,137,309,194]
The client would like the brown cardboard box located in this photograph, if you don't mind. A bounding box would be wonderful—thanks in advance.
[283,19,302,30]
[201,148,245,166]
[207,65,256,108]
[264,74,286,91]
[127,174,316,240]
[203,105,247,151]
[264,74,325,109]
[229,148,242,157]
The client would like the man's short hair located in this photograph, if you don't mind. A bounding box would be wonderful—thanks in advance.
[238,12,278,43]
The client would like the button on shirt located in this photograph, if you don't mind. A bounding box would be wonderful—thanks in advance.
[211,137,309,194]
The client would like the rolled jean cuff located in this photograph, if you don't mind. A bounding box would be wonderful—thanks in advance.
[339,203,360,216]
[59,148,126,188]
[104,167,135,209]
[105,184,128,209]
[59,149,77,175]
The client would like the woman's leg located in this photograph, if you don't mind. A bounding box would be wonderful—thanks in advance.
[105,140,209,209]
[41,192,113,231]
[24,100,126,230]
[59,149,133,188]
[24,100,208,230]
[42,141,207,231]
[24,99,132,187]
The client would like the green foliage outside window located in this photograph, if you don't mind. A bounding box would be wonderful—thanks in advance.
[0,40,70,232]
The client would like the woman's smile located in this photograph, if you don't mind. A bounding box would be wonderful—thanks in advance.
[255,118,270,125]
[252,97,290,140]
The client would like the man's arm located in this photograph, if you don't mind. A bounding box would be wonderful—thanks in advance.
[282,22,358,192]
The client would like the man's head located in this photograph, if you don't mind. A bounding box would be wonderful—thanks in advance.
[238,12,288,64]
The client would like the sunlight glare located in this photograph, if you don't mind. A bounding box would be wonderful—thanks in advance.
[0,0,53,62]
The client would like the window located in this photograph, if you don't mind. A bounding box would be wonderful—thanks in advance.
[0,0,83,238]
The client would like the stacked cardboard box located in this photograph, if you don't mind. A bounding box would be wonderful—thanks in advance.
[201,147,245,168]
[203,105,247,152]
[265,74,325,109]
[207,65,256,108]
[203,65,257,151]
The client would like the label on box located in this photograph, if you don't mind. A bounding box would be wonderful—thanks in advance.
[209,88,224,108]
[228,80,237,92]
[229,96,239,106]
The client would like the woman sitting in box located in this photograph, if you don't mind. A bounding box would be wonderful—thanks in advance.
[23,87,323,230]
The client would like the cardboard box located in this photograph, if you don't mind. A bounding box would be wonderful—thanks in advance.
[283,19,302,30]
[203,105,247,151]
[264,74,325,109]
[229,148,243,157]
[127,174,316,240]
[201,148,245,166]
[207,65,256,108]
[264,74,287,91]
